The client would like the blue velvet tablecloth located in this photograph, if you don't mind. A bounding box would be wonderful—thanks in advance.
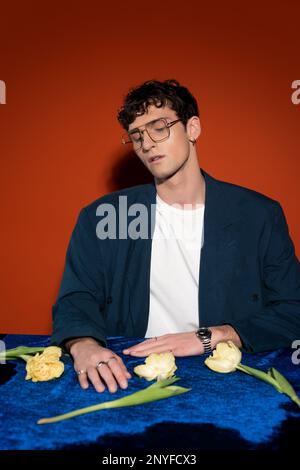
[0,334,299,452]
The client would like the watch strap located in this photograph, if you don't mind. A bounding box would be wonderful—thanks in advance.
[195,327,212,353]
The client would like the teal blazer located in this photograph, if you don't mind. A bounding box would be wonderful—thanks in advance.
[52,169,300,352]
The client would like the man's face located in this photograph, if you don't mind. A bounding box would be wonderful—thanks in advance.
[128,104,192,182]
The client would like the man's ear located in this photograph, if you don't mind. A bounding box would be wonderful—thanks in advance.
[186,116,201,142]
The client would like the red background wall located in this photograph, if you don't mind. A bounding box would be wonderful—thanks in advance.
[0,1,299,334]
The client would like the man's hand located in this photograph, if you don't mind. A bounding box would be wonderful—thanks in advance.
[123,332,203,357]
[68,337,132,393]
[122,325,242,357]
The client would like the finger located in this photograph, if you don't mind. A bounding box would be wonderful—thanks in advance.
[127,344,171,356]
[107,358,130,389]
[136,337,158,345]
[120,359,132,379]
[107,355,132,378]
[87,366,106,393]
[119,363,132,378]
[123,339,154,354]
[124,340,167,353]
[95,363,118,393]
[123,338,158,354]
[111,356,132,381]
[78,372,89,390]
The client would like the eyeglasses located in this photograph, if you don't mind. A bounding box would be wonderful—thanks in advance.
[121,118,182,150]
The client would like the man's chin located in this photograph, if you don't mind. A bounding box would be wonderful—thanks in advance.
[152,170,172,183]
[152,167,181,183]
[149,157,189,183]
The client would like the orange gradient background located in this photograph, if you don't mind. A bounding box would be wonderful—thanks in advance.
[0,1,299,334]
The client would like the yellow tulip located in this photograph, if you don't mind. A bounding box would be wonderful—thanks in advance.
[39,346,62,361]
[134,352,177,381]
[204,341,242,373]
[25,347,64,382]
[204,341,300,408]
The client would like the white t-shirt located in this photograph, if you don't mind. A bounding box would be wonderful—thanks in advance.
[145,194,205,337]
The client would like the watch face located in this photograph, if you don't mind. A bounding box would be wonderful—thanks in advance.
[198,327,212,338]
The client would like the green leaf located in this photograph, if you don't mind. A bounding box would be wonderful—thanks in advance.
[236,364,300,407]
[268,368,300,405]
[38,376,191,424]
[236,364,283,393]
[0,346,45,361]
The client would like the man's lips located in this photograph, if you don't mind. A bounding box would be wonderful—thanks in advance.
[148,155,165,164]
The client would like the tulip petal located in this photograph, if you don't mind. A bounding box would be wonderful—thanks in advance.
[134,352,177,381]
[204,341,242,373]
[205,357,237,373]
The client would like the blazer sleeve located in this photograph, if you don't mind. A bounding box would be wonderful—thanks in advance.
[51,207,107,348]
[231,202,300,353]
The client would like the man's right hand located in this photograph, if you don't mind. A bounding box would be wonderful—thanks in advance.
[67,337,132,393]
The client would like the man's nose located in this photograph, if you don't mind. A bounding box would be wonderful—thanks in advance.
[141,130,155,151]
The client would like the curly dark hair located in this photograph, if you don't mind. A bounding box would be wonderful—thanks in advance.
[117,79,199,131]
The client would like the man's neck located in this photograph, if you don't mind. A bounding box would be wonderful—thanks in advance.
[155,157,205,209]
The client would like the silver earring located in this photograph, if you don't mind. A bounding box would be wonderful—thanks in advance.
[189,138,196,145]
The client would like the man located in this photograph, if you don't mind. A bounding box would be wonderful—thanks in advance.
[52,79,300,394]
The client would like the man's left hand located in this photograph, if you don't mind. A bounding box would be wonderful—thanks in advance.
[122,332,203,357]
[122,325,242,357]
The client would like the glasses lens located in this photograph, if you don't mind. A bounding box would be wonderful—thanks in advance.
[122,130,142,148]
[147,119,169,142]
[124,119,169,149]
[129,130,142,144]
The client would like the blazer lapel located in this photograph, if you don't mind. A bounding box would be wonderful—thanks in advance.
[126,183,156,336]
[199,169,241,326]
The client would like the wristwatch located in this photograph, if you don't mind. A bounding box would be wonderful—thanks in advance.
[195,327,212,353]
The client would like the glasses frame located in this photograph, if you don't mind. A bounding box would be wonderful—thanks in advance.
[121,118,182,149]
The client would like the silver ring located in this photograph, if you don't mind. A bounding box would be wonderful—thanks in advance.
[96,361,107,369]
[76,369,86,376]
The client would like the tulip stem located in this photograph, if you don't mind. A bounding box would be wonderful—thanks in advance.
[291,395,300,407]
[0,346,45,361]
[236,363,300,407]
[236,363,283,392]
[38,377,191,424]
